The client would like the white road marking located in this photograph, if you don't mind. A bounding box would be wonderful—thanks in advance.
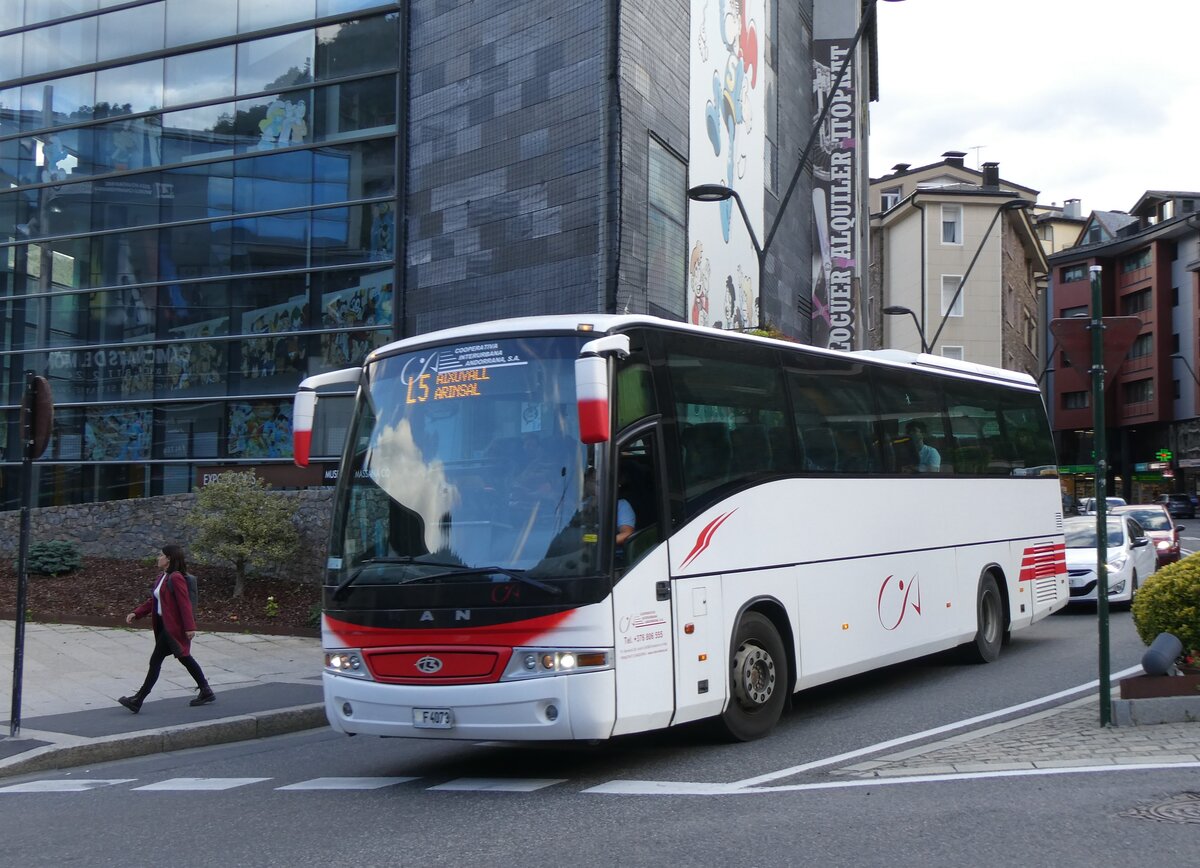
[133,777,271,791]
[0,779,134,793]
[428,778,566,792]
[277,777,417,790]
[730,664,1143,788]
[585,761,1200,796]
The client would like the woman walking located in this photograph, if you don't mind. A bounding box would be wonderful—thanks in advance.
[118,544,215,712]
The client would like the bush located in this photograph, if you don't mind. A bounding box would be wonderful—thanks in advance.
[20,540,83,576]
[1131,553,1200,655]
[185,472,301,598]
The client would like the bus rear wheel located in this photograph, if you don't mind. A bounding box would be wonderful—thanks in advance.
[717,611,788,741]
[962,574,1003,664]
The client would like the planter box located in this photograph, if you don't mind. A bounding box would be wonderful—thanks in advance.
[1119,674,1200,699]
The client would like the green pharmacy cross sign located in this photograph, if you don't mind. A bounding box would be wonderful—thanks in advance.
[1156,449,1173,462]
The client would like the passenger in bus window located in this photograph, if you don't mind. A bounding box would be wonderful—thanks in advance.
[903,420,941,473]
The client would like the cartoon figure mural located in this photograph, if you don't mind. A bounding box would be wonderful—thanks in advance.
[688,241,711,327]
[689,1,764,332]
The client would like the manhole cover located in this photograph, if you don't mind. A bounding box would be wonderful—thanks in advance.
[1121,792,1200,824]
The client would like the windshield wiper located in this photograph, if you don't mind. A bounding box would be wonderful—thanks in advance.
[401,565,563,597]
[332,556,466,600]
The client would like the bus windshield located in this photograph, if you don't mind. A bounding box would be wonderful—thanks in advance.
[329,335,600,592]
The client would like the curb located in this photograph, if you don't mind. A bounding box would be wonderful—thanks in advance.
[0,703,327,780]
[1112,695,1200,726]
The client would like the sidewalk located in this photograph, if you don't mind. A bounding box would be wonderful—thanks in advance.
[0,621,1197,782]
[0,621,325,778]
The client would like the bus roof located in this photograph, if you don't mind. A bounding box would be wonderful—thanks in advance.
[366,314,1039,391]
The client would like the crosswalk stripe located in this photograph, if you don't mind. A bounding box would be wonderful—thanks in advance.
[0,779,135,793]
[132,777,271,791]
[277,777,418,790]
[428,778,566,792]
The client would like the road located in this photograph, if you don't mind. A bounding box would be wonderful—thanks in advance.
[1,609,1194,867]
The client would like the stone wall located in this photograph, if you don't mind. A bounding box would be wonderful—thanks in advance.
[0,490,334,584]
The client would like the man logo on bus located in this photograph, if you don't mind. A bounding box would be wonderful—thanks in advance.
[415,656,443,674]
[877,573,922,631]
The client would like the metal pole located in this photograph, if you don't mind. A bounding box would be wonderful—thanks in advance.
[9,371,35,738]
[1089,266,1111,727]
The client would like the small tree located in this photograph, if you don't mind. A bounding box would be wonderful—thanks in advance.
[185,472,301,598]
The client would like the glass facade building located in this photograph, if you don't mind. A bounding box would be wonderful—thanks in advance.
[2,1,402,508]
[2,1,873,512]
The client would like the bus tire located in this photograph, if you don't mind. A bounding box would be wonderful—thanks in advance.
[717,611,788,741]
[962,574,1003,664]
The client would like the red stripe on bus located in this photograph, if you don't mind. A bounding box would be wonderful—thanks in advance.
[1018,542,1066,581]
[680,509,737,570]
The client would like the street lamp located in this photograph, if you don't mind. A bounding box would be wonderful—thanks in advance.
[688,0,905,333]
[927,197,1031,353]
[883,305,929,353]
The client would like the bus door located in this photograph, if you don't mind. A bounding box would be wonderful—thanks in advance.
[609,425,676,736]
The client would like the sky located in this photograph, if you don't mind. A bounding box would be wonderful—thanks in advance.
[869,0,1200,214]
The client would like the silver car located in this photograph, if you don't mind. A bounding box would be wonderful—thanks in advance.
[1063,515,1156,606]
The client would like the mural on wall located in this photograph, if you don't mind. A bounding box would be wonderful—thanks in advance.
[688,0,764,331]
[228,401,292,458]
[810,37,861,351]
[84,407,152,461]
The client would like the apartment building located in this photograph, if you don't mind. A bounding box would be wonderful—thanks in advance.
[868,151,1047,377]
[1046,190,1200,503]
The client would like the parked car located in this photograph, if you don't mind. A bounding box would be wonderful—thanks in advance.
[1063,515,1156,606]
[1078,496,1126,515]
[1113,504,1185,566]
[1156,493,1196,519]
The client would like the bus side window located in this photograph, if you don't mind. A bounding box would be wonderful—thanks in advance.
[682,422,731,493]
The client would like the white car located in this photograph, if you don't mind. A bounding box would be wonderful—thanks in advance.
[1078,496,1126,515]
[1063,515,1156,606]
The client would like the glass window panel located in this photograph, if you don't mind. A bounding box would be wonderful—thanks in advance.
[313,136,394,205]
[90,173,166,232]
[230,212,310,273]
[23,16,98,77]
[784,353,878,474]
[161,279,230,335]
[234,150,313,214]
[96,60,164,119]
[230,272,307,334]
[236,31,315,95]
[873,368,948,474]
[160,102,236,165]
[165,45,236,108]
[24,127,91,185]
[238,0,315,33]
[0,35,22,83]
[97,2,165,62]
[314,266,392,371]
[158,336,228,397]
[313,74,396,142]
[88,115,163,173]
[25,1,95,24]
[315,13,400,82]
[231,91,312,153]
[161,402,223,460]
[1,86,22,140]
[162,159,234,222]
[227,399,292,459]
[165,0,237,47]
[310,202,392,268]
[162,219,231,278]
[85,406,152,460]
[21,72,95,131]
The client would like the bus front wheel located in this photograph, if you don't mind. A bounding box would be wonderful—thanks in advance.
[717,611,788,741]
[962,574,1003,664]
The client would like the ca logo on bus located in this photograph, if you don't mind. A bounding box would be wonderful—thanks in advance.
[415,656,443,674]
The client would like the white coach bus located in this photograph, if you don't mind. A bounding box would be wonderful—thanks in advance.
[293,315,1067,742]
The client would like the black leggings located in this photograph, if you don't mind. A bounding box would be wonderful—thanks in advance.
[136,619,208,698]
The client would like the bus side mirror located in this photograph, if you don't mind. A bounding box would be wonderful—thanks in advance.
[293,390,317,467]
[575,334,629,445]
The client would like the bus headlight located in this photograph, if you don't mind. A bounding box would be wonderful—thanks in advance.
[502,647,612,680]
[325,649,372,679]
